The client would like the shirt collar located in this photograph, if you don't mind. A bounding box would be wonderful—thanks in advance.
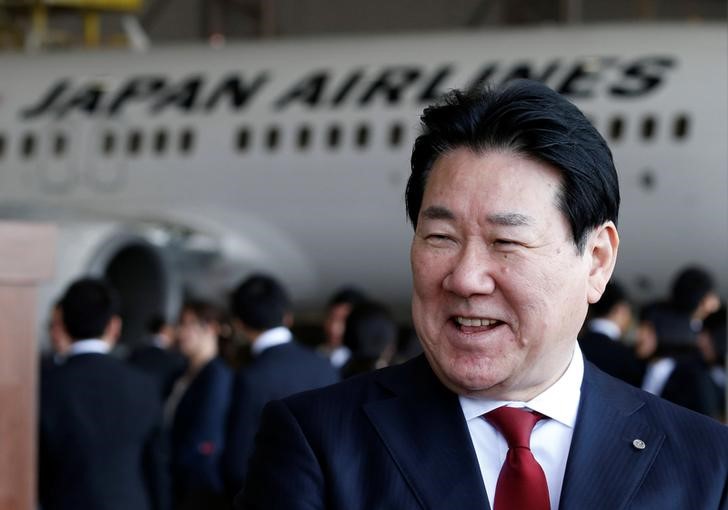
[152,334,167,349]
[251,326,292,356]
[67,339,111,357]
[459,344,584,428]
[588,318,621,340]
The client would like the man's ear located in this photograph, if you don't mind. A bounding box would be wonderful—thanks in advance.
[104,315,122,346]
[586,221,619,304]
[283,312,294,328]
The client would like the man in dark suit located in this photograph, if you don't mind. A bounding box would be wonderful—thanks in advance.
[39,278,168,510]
[578,280,645,386]
[223,274,339,496]
[236,81,728,510]
[128,314,186,400]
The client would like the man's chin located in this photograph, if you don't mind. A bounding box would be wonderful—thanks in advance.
[434,361,504,397]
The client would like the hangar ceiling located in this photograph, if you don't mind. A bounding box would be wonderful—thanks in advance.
[0,0,725,50]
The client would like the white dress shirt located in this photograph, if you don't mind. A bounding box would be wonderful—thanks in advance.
[251,326,293,356]
[641,358,676,396]
[328,345,352,368]
[587,318,621,341]
[459,345,584,510]
[66,339,111,357]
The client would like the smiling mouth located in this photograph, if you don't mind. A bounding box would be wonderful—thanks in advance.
[453,316,503,331]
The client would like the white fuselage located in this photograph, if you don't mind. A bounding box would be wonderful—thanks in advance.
[0,23,725,327]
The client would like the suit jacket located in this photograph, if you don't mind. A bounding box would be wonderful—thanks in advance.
[39,353,168,510]
[660,355,723,418]
[578,330,645,387]
[170,357,233,504]
[236,354,728,510]
[128,344,186,399]
[223,340,339,493]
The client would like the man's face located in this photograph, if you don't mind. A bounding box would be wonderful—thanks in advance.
[411,148,611,400]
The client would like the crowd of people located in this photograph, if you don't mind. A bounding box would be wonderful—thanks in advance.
[38,274,407,510]
[578,265,726,421]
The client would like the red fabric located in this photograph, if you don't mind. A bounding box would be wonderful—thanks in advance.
[485,407,550,510]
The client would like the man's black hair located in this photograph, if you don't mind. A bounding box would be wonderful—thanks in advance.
[670,266,715,313]
[406,79,620,253]
[146,314,167,335]
[327,286,368,309]
[230,273,290,331]
[181,300,223,326]
[60,277,120,341]
[343,301,397,360]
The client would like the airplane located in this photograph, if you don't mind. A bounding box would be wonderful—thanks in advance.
[0,22,725,347]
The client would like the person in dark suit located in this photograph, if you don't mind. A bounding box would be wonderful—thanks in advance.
[39,278,168,510]
[236,81,728,510]
[222,274,339,496]
[167,301,232,510]
[128,314,186,400]
[340,300,398,379]
[641,266,723,418]
[578,280,645,386]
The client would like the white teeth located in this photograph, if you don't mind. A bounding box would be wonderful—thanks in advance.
[455,317,497,327]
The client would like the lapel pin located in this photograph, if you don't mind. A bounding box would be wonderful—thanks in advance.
[632,439,646,450]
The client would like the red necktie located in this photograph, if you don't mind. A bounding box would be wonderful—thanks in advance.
[484,406,550,510]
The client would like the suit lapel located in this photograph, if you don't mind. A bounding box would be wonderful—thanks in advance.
[364,357,490,510]
[559,363,665,510]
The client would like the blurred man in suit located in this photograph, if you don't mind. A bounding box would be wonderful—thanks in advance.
[578,280,644,386]
[641,266,723,418]
[340,300,398,379]
[236,81,728,510]
[223,273,339,496]
[129,314,186,400]
[39,278,168,510]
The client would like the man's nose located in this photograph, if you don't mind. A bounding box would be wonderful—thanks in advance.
[442,240,496,297]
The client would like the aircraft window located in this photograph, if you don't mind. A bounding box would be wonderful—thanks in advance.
[127,130,143,156]
[53,133,67,157]
[609,117,624,141]
[327,125,341,149]
[102,132,116,156]
[297,125,312,151]
[389,123,404,147]
[641,116,656,140]
[266,126,280,151]
[0,134,6,159]
[154,129,168,155]
[673,114,690,140]
[21,133,36,159]
[355,124,369,149]
[237,128,250,152]
[180,128,195,154]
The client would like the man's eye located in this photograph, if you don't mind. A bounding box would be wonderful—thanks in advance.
[493,239,517,246]
[426,234,453,244]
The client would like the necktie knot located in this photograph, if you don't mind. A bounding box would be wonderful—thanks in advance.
[485,406,544,449]
[484,406,551,510]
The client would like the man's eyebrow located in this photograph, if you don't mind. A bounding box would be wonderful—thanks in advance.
[486,213,533,226]
[420,206,455,221]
